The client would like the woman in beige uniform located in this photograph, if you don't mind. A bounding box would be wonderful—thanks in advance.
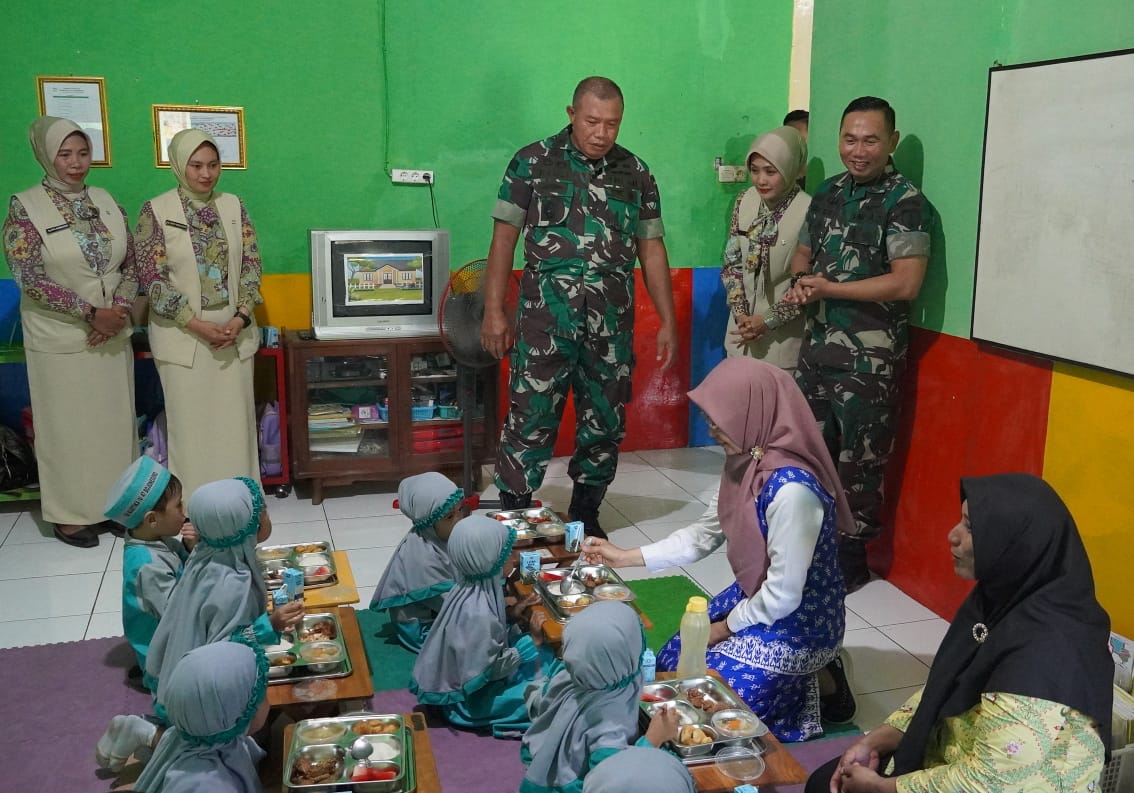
[720,125,810,371]
[134,129,261,500]
[2,116,138,547]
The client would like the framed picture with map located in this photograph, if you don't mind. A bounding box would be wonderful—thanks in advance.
[151,104,246,169]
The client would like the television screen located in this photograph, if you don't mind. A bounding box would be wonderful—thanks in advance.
[311,229,450,339]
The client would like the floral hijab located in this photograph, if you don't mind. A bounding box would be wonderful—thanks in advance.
[409,515,516,703]
[521,601,645,790]
[135,638,268,793]
[146,478,268,702]
[370,472,461,611]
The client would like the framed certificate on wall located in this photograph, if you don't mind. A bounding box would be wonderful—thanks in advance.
[36,76,112,166]
[151,104,246,169]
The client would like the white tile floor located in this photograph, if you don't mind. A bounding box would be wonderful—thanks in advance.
[0,447,949,731]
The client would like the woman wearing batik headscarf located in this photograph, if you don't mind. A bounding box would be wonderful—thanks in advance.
[410,515,552,736]
[135,638,270,793]
[720,125,809,368]
[520,601,679,793]
[806,474,1111,793]
[582,745,695,793]
[135,128,262,499]
[369,472,464,652]
[585,357,852,740]
[146,477,301,705]
[3,116,138,548]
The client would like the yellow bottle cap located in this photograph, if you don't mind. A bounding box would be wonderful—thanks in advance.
[686,596,708,613]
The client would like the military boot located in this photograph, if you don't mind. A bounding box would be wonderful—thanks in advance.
[498,491,532,511]
[568,483,608,540]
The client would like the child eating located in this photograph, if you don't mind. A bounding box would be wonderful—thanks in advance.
[369,472,465,652]
[410,514,552,736]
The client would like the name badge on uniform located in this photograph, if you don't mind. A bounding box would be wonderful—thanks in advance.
[164,220,188,230]
[45,222,71,234]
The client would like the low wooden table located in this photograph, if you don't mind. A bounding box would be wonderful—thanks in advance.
[656,671,808,791]
[267,606,373,717]
[511,572,654,648]
[264,712,441,793]
[303,550,360,609]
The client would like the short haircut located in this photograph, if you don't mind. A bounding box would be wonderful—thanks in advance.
[573,76,624,107]
[153,474,183,513]
[783,109,809,126]
[841,96,895,132]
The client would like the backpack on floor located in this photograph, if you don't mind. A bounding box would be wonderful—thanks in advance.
[0,423,37,492]
[143,411,168,467]
[258,402,282,477]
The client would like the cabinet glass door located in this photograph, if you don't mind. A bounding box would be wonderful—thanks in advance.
[304,353,390,459]
[408,350,488,454]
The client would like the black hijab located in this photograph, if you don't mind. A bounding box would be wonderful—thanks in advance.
[891,473,1112,775]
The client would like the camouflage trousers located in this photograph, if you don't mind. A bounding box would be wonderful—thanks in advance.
[794,340,903,541]
[495,320,633,496]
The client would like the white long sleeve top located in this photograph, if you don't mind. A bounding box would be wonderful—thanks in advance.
[639,483,824,634]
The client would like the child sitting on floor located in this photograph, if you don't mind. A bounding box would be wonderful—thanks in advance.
[520,601,680,793]
[410,514,552,737]
[369,472,465,652]
[95,477,302,772]
[582,745,696,793]
[104,456,196,693]
[134,637,270,793]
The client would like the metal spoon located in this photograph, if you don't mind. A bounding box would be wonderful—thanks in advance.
[559,555,588,596]
[349,736,373,769]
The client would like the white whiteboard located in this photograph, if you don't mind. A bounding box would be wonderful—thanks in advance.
[972,48,1134,376]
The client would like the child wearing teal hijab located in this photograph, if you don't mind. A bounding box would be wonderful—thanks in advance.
[410,514,552,737]
[369,472,464,653]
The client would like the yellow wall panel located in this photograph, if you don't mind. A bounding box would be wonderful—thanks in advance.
[1044,362,1134,637]
[256,274,312,333]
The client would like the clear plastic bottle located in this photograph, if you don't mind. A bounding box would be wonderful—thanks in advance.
[675,596,710,678]
[640,647,657,683]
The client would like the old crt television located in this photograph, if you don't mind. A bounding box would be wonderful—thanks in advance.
[310,229,450,339]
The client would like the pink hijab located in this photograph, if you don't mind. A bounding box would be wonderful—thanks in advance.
[688,357,854,597]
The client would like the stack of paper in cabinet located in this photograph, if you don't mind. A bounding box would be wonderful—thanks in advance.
[308,403,354,430]
[308,426,362,454]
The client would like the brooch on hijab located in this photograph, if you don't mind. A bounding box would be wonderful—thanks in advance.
[972,622,989,644]
[750,445,765,461]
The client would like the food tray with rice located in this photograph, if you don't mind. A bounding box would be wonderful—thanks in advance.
[531,564,635,623]
[486,507,566,547]
[637,676,769,765]
[257,542,339,589]
[286,713,416,792]
[267,611,353,686]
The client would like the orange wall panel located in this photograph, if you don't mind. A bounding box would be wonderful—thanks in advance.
[257,273,313,332]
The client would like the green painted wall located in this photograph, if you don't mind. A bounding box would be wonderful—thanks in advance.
[0,0,793,279]
[808,0,1133,337]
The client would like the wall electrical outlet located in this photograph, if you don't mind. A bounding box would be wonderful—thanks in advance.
[391,169,434,184]
[717,165,748,183]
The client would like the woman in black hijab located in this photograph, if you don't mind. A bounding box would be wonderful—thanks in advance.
[807,473,1111,793]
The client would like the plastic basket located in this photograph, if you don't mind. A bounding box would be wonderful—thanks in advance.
[437,405,461,419]
[411,405,435,420]
[377,405,389,421]
[1099,744,1134,793]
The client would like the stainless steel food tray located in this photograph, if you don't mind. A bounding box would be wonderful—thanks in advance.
[638,675,769,764]
[257,541,339,590]
[285,712,416,792]
[268,611,353,686]
[486,507,566,546]
[532,564,635,623]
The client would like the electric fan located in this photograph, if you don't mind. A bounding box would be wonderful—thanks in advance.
[438,259,520,504]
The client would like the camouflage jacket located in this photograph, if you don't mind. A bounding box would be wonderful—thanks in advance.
[798,162,933,365]
[491,126,664,337]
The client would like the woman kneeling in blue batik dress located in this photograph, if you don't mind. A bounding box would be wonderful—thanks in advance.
[584,356,854,741]
[410,514,553,737]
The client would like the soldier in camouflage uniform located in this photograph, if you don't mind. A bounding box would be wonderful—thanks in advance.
[479,76,678,539]
[786,97,934,592]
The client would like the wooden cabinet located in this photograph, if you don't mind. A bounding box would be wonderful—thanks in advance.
[284,331,497,504]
